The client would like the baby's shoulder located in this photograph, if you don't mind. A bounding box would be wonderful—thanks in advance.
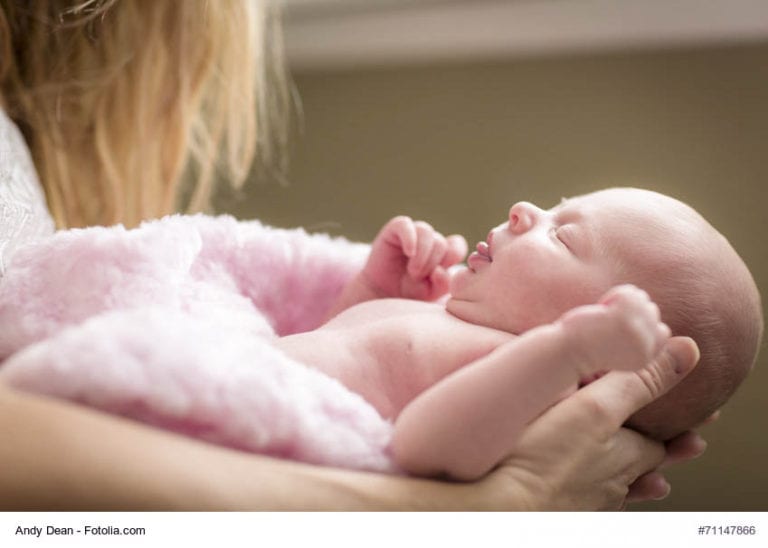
[325,298,512,346]
[323,298,460,330]
[322,298,440,327]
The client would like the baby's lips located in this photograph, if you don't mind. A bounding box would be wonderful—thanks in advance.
[476,241,491,258]
[467,251,491,271]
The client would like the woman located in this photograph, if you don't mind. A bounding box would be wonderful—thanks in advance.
[0,0,705,510]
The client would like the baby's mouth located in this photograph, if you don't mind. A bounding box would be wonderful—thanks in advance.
[479,229,494,260]
[466,238,492,271]
[476,241,492,261]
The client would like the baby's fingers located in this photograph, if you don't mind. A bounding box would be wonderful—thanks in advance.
[441,234,468,268]
[427,267,451,300]
[408,222,438,277]
[418,235,450,279]
[382,216,417,257]
[416,232,467,277]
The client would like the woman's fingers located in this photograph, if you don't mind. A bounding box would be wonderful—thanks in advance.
[625,429,708,504]
[626,471,671,503]
[611,427,668,488]
[570,336,700,436]
[568,336,701,505]
[660,430,707,468]
[701,410,721,426]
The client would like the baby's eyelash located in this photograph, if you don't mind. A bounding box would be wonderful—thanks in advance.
[553,226,572,251]
[550,226,564,243]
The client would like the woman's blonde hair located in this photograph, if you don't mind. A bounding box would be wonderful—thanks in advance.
[0,0,287,228]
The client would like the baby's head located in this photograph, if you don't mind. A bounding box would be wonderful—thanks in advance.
[448,187,763,440]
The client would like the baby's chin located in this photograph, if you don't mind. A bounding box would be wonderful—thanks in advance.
[444,296,517,334]
[444,294,474,324]
[447,264,476,298]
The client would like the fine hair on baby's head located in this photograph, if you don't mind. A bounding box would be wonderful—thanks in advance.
[600,188,763,440]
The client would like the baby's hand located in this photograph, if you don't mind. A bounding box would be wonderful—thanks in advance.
[362,216,467,301]
[558,285,671,377]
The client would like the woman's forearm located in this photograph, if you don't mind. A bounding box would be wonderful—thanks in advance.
[0,382,505,511]
[0,382,234,510]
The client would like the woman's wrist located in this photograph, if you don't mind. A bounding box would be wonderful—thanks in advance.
[223,458,504,511]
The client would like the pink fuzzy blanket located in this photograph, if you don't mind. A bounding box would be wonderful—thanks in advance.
[0,215,397,473]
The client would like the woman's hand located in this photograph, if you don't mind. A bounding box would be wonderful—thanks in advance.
[473,336,703,510]
[362,216,467,301]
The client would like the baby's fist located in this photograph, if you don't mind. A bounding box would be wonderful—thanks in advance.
[559,285,671,377]
[362,216,467,301]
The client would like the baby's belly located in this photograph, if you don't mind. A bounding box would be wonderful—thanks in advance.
[274,322,414,419]
[275,302,445,418]
[276,300,510,419]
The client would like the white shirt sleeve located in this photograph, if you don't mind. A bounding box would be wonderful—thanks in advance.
[0,109,56,278]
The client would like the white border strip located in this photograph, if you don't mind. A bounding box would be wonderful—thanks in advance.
[2,512,767,548]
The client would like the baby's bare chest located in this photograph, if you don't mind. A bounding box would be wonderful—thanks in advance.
[315,300,513,417]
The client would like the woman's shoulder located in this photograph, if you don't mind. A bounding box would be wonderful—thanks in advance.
[0,109,55,277]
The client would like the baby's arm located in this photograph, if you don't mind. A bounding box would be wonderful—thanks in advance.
[391,285,670,481]
[326,217,467,319]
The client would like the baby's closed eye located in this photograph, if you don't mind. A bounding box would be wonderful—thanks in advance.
[553,225,575,251]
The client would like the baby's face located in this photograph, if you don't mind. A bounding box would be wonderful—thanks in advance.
[447,188,676,333]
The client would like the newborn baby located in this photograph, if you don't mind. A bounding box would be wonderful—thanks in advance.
[276,187,763,480]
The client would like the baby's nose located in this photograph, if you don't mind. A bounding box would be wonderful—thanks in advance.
[508,201,541,234]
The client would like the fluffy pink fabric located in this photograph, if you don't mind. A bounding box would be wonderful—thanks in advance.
[0,215,397,473]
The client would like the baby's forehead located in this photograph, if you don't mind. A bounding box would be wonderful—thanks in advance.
[565,188,674,214]
[560,189,705,260]
[562,189,695,230]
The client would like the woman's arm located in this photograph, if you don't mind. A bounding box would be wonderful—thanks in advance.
[0,337,701,510]
[0,380,516,511]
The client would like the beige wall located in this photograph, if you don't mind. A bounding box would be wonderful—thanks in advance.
[218,43,768,511]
